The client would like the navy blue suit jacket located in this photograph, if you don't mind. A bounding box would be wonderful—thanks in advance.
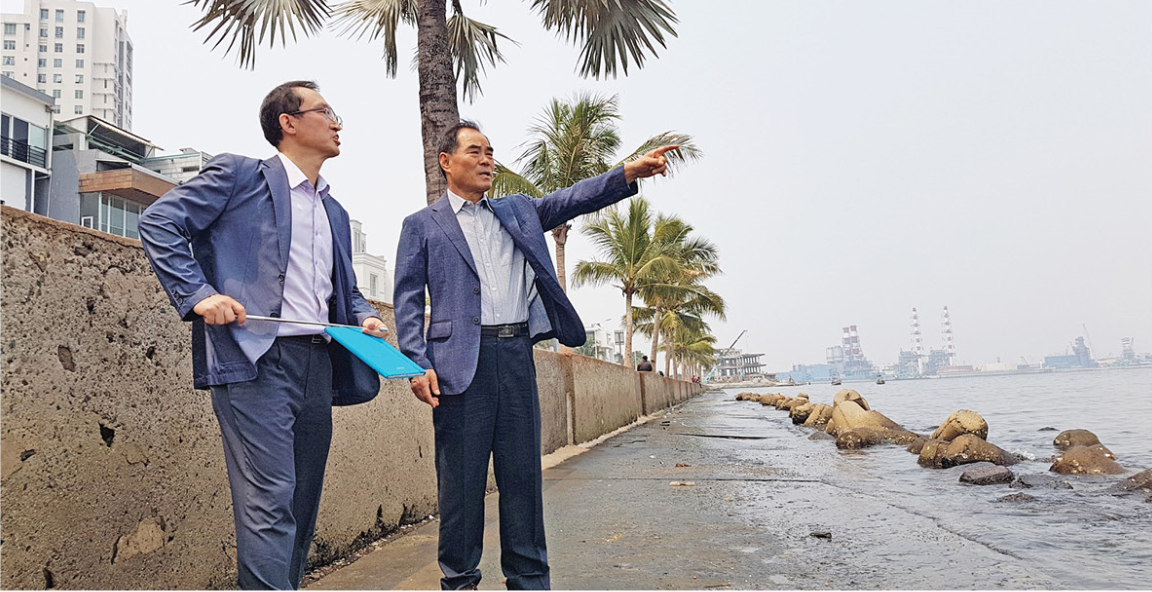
[138,153,382,405]
[393,166,638,395]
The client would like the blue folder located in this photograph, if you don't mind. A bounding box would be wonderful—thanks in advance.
[325,326,426,379]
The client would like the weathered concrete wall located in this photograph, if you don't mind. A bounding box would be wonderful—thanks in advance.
[0,207,700,589]
[569,355,643,444]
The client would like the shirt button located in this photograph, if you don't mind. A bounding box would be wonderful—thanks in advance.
[473,286,480,294]
[472,317,480,325]
[278,274,286,282]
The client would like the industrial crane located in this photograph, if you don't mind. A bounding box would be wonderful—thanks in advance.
[702,330,746,383]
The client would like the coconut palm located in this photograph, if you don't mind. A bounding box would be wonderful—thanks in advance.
[664,323,716,379]
[571,197,699,366]
[489,93,700,292]
[629,213,723,371]
[186,0,680,204]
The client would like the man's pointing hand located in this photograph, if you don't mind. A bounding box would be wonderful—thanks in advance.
[624,145,680,184]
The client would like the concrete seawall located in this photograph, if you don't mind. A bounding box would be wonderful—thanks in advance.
[0,206,702,589]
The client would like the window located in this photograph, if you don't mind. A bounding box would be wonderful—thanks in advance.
[51,105,60,114]
[37,73,46,83]
[55,10,64,23]
[1,56,13,66]
[40,9,49,20]
[75,74,82,83]
[52,73,61,82]
[94,194,142,239]
[75,59,83,68]
[76,28,84,40]
[1,71,12,78]
[38,44,46,53]
[3,23,16,35]
[52,89,60,98]
[53,43,62,53]
[53,58,61,67]
[76,44,83,54]
[74,89,82,99]
[54,26,63,38]
[39,27,47,37]
[3,40,14,50]
[74,105,83,114]
[77,11,86,23]
[37,58,45,67]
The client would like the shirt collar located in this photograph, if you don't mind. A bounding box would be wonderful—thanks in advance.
[276,152,329,196]
[446,189,489,214]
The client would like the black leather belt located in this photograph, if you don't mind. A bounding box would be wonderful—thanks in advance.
[279,334,328,345]
[480,322,529,338]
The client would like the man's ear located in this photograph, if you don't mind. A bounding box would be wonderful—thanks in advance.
[279,113,296,139]
[438,152,451,176]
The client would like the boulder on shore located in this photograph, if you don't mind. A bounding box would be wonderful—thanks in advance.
[930,410,989,442]
[803,404,834,427]
[759,393,782,406]
[1010,473,1073,490]
[791,402,817,424]
[1053,429,1101,450]
[959,464,1015,485]
[919,434,1017,469]
[832,389,870,411]
[1109,468,1152,493]
[1050,445,1125,475]
[826,403,903,438]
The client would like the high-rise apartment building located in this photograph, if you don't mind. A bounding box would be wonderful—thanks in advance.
[2,0,132,129]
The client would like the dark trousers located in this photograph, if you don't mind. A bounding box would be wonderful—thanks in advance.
[210,337,334,590]
[433,335,550,590]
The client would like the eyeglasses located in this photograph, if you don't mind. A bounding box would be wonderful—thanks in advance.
[287,107,343,126]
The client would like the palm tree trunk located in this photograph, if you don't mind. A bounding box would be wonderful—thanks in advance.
[416,0,458,205]
[552,223,571,293]
[624,290,634,367]
[665,346,672,376]
[649,310,661,370]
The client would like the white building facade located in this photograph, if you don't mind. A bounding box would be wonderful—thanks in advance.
[1,74,53,211]
[2,0,132,129]
[350,219,393,303]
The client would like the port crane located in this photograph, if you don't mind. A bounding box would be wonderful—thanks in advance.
[702,330,746,383]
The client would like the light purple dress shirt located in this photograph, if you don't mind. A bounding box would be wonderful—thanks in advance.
[276,152,334,337]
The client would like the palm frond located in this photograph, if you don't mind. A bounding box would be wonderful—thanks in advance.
[187,0,331,69]
[331,0,416,77]
[531,0,678,79]
[446,12,516,103]
[490,163,544,198]
[571,260,624,290]
[616,132,702,178]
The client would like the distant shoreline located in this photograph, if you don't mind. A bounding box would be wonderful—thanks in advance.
[709,363,1152,390]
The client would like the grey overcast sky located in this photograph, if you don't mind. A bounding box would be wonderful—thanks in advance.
[9,0,1149,371]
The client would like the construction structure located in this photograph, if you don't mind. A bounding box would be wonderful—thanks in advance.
[825,325,875,380]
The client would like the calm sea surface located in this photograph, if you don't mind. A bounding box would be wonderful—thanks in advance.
[723,366,1152,589]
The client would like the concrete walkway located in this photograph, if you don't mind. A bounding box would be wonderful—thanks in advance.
[308,392,1059,590]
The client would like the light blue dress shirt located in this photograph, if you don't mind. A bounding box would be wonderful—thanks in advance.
[447,190,536,325]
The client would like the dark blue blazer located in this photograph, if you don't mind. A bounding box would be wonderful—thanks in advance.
[393,166,637,395]
[138,153,382,405]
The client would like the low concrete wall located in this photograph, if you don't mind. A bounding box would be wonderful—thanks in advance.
[0,207,701,589]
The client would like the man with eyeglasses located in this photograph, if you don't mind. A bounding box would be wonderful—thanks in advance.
[139,81,386,590]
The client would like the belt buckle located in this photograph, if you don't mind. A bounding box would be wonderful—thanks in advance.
[497,325,515,338]
[311,334,327,344]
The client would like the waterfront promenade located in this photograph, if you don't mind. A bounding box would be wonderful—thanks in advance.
[308,390,1072,590]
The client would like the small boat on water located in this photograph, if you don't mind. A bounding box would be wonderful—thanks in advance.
[876,377,886,385]
[831,379,842,386]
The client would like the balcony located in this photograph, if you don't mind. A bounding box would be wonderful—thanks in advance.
[78,167,175,207]
[1,136,48,169]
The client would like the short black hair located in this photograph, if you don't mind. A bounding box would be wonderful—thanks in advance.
[260,80,319,148]
[642,356,649,361]
[438,120,483,179]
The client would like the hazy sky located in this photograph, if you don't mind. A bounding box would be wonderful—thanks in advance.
[9,0,1149,371]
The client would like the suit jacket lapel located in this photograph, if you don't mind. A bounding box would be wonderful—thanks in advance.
[430,195,478,275]
[261,156,292,271]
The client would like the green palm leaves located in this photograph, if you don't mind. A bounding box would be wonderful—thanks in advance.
[572,198,723,371]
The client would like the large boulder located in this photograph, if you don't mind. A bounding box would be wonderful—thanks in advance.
[930,410,989,441]
[1050,445,1125,475]
[790,402,818,424]
[735,392,754,401]
[1109,468,1152,493]
[919,434,1017,468]
[1053,429,1101,450]
[960,464,1015,485]
[759,393,782,406]
[1010,473,1073,490]
[835,427,921,450]
[832,389,870,411]
[803,404,834,427]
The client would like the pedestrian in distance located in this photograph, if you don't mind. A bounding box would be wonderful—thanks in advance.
[637,355,655,372]
[138,81,387,590]
[393,120,677,590]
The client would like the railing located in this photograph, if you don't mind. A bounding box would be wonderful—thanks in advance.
[0,136,48,169]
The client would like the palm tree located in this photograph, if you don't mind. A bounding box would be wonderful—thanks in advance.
[186,0,680,204]
[630,213,723,371]
[664,323,716,380]
[490,93,700,292]
[571,197,692,366]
